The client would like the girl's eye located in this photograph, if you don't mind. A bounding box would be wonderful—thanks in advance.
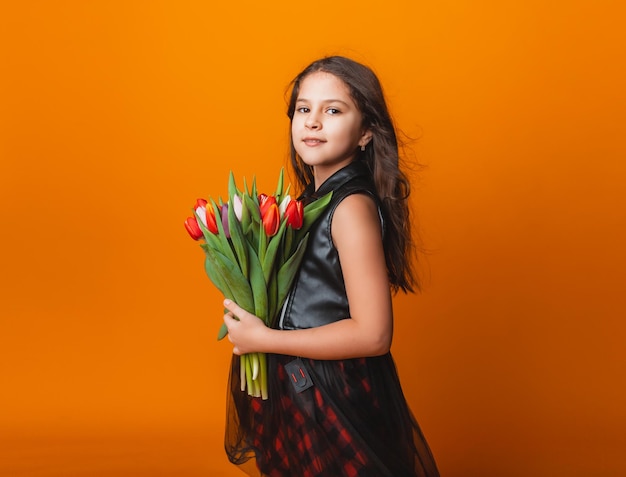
[296,107,310,113]
[326,108,340,115]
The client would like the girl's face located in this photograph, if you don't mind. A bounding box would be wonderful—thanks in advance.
[291,71,371,186]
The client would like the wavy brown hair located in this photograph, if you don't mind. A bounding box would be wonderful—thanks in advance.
[286,56,419,293]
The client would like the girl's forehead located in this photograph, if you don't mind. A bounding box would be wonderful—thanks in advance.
[297,71,352,101]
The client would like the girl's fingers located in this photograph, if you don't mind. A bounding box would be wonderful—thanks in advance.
[223,299,247,320]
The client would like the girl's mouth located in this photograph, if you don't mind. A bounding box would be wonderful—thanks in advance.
[303,138,325,146]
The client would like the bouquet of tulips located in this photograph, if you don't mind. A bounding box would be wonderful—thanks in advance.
[184,170,332,400]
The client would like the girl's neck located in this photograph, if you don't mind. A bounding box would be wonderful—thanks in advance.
[312,158,356,190]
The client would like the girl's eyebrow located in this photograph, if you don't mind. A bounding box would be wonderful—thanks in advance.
[296,98,351,106]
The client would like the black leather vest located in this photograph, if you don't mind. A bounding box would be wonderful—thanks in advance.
[278,161,383,330]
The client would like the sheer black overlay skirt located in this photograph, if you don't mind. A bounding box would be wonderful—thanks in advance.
[224,353,439,477]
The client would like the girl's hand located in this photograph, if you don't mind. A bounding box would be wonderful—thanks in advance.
[222,299,269,355]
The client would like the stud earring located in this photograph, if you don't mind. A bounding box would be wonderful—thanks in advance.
[360,144,366,151]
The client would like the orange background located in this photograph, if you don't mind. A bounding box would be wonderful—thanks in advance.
[1,1,625,476]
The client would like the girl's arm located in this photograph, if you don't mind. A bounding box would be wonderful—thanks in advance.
[223,193,393,360]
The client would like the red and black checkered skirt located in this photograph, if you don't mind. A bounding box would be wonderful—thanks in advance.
[225,353,439,477]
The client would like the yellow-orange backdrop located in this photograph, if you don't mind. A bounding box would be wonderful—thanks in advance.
[1,1,625,476]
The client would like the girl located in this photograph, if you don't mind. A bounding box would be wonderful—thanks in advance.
[222,56,439,477]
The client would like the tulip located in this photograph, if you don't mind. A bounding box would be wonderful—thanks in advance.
[205,207,219,234]
[194,199,208,227]
[221,203,230,238]
[258,193,277,217]
[184,216,203,240]
[284,199,304,230]
[262,203,280,236]
[194,198,218,235]
[232,195,243,222]
[278,195,291,215]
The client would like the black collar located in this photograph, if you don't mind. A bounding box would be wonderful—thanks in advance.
[299,161,371,204]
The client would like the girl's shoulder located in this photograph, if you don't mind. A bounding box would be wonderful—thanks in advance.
[333,192,380,221]
[332,192,384,243]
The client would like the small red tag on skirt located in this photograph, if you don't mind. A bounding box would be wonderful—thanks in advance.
[284,358,314,393]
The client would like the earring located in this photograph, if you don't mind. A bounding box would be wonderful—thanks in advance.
[360,144,366,151]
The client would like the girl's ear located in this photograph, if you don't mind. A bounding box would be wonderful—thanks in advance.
[359,129,373,148]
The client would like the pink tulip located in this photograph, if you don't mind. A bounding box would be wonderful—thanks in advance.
[221,203,230,238]
[232,195,243,221]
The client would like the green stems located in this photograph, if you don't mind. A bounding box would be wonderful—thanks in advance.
[240,352,268,399]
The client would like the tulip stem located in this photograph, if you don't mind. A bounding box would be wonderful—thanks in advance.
[245,354,253,395]
[239,352,268,400]
[260,352,268,400]
[251,353,259,381]
[240,354,247,392]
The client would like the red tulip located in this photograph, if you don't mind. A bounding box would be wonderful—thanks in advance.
[194,198,218,235]
[284,199,304,230]
[262,203,280,236]
[258,193,277,217]
[184,216,203,240]
[205,206,219,234]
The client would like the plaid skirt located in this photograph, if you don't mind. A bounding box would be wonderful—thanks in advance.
[225,353,439,477]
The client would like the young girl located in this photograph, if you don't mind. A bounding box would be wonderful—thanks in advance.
[222,56,440,477]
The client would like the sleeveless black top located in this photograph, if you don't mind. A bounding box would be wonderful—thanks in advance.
[278,160,381,331]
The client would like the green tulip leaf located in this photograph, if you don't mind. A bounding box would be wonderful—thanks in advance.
[267,268,279,322]
[201,245,233,295]
[228,199,249,279]
[217,322,228,340]
[228,171,241,198]
[274,168,284,202]
[209,199,238,266]
[258,220,268,264]
[243,194,261,226]
[283,227,294,258]
[262,220,288,283]
[205,249,254,313]
[277,233,309,303]
[240,195,252,234]
[247,242,269,321]
[250,175,258,199]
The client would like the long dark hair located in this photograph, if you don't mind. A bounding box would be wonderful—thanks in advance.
[287,56,418,293]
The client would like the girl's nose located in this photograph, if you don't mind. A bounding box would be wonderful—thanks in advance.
[305,112,321,130]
